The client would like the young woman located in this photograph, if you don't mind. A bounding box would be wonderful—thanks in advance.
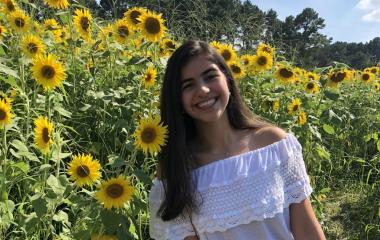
[149,40,325,240]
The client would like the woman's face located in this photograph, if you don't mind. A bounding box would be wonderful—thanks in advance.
[180,54,230,123]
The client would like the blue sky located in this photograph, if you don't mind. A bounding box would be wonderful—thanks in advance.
[249,0,380,43]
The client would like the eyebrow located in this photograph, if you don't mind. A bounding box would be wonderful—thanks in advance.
[181,67,217,85]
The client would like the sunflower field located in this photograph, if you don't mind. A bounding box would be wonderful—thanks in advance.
[0,0,379,239]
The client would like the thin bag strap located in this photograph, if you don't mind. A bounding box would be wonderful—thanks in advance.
[186,207,200,240]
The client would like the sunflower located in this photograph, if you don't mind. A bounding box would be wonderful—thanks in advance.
[275,65,296,83]
[272,99,279,111]
[240,54,253,67]
[287,98,301,115]
[123,7,147,28]
[0,24,6,39]
[20,34,45,58]
[360,72,374,83]
[141,67,157,88]
[327,69,348,88]
[305,81,320,94]
[217,44,237,63]
[91,234,118,240]
[252,52,273,72]
[373,82,380,92]
[31,54,66,90]
[228,61,245,80]
[138,10,166,42]
[67,154,101,187]
[306,72,320,81]
[34,116,53,154]
[1,0,17,14]
[73,8,92,41]
[95,176,134,209]
[0,99,12,127]
[257,43,275,56]
[44,0,69,9]
[53,27,69,43]
[210,40,222,51]
[370,67,379,75]
[99,24,114,41]
[298,111,307,125]
[43,18,59,31]
[0,92,12,106]
[9,9,30,33]
[160,38,177,56]
[134,115,168,156]
[113,19,131,44]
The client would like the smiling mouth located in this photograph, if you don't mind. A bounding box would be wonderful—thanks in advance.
[195,97,217,109]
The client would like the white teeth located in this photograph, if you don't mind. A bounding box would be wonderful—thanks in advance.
[197,98,216,108]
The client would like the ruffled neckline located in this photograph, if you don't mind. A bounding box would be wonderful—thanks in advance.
[192,133,294,173]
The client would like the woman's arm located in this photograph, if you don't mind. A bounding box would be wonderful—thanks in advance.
[290,199,326,240]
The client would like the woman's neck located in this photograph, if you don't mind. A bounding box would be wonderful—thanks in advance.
[194,114,238,154]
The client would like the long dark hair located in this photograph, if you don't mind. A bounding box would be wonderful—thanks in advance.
[158,40,273,221]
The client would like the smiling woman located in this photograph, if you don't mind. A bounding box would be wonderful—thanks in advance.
[149,40,325,240]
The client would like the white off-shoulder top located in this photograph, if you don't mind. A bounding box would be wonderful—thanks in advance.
[149,133,313,240]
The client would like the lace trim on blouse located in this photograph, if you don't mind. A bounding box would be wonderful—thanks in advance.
[149,133,312,240]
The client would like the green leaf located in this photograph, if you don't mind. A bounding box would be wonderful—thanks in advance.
[319,188,331,193]
[322,124,335,135]
[46,175,65,195]
[53,210,68,223]
[101,210,122,233]
[0,75,18,87]
[10,140,40,162]
[134,169,153,186]
[24,213,39,231]
[324,90,339,100]
[315,145,331,160]
[11,161,29,174]
[53,106,72,118]
[31,196,48,218]
[0,63,19,79]
[377,140,380,152]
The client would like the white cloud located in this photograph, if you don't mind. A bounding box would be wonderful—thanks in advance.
[356,0,380,22]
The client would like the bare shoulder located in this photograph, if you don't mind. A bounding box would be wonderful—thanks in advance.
[250,126,288,149]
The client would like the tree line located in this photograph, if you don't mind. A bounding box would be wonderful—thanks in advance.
[81,0,380,70]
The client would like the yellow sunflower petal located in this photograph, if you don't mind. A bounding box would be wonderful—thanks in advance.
[138,10,166,42]
[95,176,134,209]
[34,116,53,154]
[67,154,102,187]
[134,115,168,156]
[31,54,66,91]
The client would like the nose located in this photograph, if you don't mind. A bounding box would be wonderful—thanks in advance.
[197,83,210,96]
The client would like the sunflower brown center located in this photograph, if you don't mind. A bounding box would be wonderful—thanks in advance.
[308,75,315,80]
[0,109,6,120]
[15,17,25,28]
[279,68,293,78]
[130,11,141,25]
[106,183,124,198]
[371,69,377,74]
[27,42,38,54]
[42,127,50,143]
[118,26,129,38]
[141,127,156,143]
[41,65,56,79]
[231,65,241,74]
[145,17,161,34]
[330,72,346,82]
[221,50,231,61]
[257,56,267,66]
[293,104,299,111]
[7,1,15,12]
[262,46,271,53]
[362,74,369,81]
[76,165,90,177]
[307,83,314,89]
[145,73,152,82]
[165,41,175,49]
[80,17,90,31]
